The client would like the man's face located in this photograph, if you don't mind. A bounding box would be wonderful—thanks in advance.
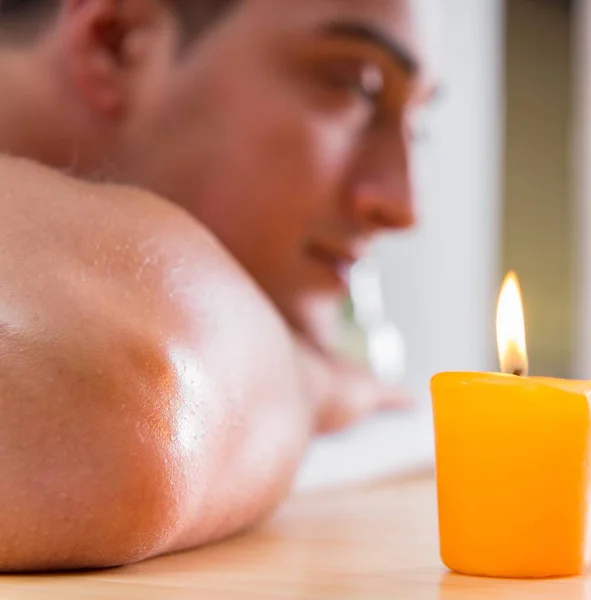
[111,0,437,342]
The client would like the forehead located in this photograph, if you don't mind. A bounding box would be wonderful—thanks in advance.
[254,0,413,26]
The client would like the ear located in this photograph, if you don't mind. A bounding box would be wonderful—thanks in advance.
[57,0,166,117]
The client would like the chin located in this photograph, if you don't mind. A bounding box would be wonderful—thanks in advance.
[286,294,344,348]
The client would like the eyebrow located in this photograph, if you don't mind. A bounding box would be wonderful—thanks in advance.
[316,21,420,77]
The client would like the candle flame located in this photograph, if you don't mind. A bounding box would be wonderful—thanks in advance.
[496,271,528,376]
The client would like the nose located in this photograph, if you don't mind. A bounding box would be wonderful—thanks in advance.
[349,127,416,233]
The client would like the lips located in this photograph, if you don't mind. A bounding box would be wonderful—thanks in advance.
[305,242,361,289]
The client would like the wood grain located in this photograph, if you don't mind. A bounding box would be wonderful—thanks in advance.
[0,474,589,599]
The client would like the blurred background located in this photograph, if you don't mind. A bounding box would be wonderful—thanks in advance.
[298,0,580,490]
[505,0,573,379]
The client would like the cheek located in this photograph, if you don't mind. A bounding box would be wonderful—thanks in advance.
[151,61,356,288]
[200,95,352,246]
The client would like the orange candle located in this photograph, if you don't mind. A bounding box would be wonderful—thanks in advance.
[431,272,591,578]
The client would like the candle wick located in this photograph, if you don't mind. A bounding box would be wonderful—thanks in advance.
[512,369,523,377]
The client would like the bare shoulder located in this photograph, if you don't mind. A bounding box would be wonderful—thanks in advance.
[0,154,282,333]
[0,157,307,571]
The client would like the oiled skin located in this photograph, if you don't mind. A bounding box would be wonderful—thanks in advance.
[0,156,311,571]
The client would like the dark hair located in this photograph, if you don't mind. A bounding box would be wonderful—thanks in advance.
[0,0,59,14]
[0,0,237,44]
[0,0,61,38]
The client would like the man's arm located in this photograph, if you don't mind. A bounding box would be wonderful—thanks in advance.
[0,157,312,571]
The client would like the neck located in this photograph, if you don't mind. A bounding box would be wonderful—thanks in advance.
[0,46,99,174]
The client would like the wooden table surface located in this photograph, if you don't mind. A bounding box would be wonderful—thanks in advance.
[1,473,590,599]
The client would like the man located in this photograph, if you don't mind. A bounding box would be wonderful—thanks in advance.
[0,0,437,571]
